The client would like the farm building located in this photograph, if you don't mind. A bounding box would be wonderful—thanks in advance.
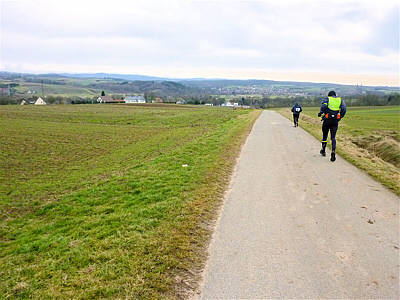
[34,97,47,105]
[97,96,112,103]
[97,96,124,103]
[224,102,238,107]
[20,100,27,105]
[125,96,146,103]
[152,97,163,103]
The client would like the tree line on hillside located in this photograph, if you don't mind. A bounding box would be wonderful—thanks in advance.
[86,80,197,96]
[1,93,399,107]
[276,93,400,108]
[23,78,67,85]
[184,93,400,108]
[0,95,97,105]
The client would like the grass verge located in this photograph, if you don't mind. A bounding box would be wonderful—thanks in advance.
[276,106,400,195]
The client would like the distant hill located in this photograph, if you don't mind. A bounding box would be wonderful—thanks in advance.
[61,73,169,81]
[0,71,398,98]
[0,72,198,97]
[84,79,196,95]
[180,79,399,97]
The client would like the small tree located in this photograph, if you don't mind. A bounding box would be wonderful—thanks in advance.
[101,90,105,96]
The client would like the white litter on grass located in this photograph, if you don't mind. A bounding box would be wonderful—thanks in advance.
[182,164,189,167]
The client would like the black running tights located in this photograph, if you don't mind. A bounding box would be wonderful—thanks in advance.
[322,119,338,151]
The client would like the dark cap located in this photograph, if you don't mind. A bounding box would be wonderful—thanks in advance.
[328,90,336,96]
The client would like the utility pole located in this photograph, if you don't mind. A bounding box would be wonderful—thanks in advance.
[41,80,44,97]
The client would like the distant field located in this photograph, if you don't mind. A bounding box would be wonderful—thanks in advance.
[277,106,400,195]
[14,82,100,97]
[0,104,260,298]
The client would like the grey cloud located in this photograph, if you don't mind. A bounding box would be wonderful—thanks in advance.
[364,8,399,55]
[1,0,398,77]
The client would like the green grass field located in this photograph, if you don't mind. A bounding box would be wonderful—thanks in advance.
[14,82,100,97]
[277,106,400,195]
[0,104,260,298]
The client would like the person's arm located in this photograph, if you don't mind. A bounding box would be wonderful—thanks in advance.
[340,100,347,118]
[318,98,328,116]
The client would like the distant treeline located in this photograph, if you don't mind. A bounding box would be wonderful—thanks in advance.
[0,95,97,105]
[86,80,196,96]
[0,83,19,88]
[275,93,400,108]
[185,93,400,108]
[23,78,67,85]
[258,93,400,108]
[1,93,399,107]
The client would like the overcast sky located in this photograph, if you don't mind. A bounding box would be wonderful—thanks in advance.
[1,0,399,85]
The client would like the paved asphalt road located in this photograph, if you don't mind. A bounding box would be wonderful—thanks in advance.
[200,110,399,299]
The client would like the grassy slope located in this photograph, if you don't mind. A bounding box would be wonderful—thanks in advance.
[14,82,100,97]
[277,106,400,195]
[0,104,260,298]
[5,76,190,98]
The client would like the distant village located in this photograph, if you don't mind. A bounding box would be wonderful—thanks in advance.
[2,74,397,107]
[20,94,150,105]
[18,93,252,108]
[207,83,372,97]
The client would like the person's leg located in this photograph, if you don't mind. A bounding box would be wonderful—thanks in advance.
[294,115,299,126]
[330,122,338,161]
[293,114,297,126]
[320,121,329,156]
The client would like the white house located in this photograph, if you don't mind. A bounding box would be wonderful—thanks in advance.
[97,96,113,103]
[34,97,47,105]
[20,100,27,105]
[125,95,146,103]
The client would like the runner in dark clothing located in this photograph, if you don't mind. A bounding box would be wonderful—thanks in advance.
[291,103,302,127]
[318,91,346,162]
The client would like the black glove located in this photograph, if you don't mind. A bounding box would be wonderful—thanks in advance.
[318,112,322,117]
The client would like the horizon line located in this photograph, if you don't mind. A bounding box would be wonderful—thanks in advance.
[0,69,399,88]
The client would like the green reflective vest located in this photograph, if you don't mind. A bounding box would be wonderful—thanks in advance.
[328,96,341,111]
